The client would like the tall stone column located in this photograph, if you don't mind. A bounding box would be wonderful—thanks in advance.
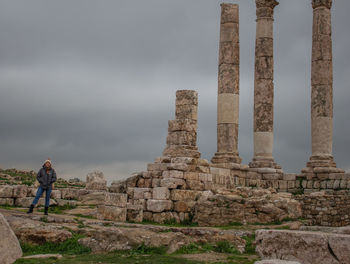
[211,3,242,165]
[249,0,281,169]
[304,0,343,174]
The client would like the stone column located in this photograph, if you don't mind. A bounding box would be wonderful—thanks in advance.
[211,3,242,165]
[249,0,280,169]
[163,90,200,159]
[304,0,343,174]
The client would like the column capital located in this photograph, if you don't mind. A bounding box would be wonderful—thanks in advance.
[256,0,279,18]
[312,0,332,9]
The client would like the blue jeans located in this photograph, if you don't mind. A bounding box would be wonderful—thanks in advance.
[32,186,52,207]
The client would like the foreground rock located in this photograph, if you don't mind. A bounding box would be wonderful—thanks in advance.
[0,213,22,264]
[86,171,107,190]
[255,230,350,264]
[255,260,301,264]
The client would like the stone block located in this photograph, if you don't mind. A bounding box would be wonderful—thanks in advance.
[176,90,198,106]
[56,199,77,207]
[86,171,107,190]
[175,105,198,120]
[162,170,184,179]
[97,205,126,222]
[61,188,80,200]
[152,178,161,188]
[105,193,127,207]
[160,178,185,189]
[127,207,143,223]
[170,190,199,201]
[287,181,295,189]
[147,163,168,171]
[0,185,13,198]
[199,173,212,182]
[13,185,27,198]
[133,188,152,200]
[26,187,37,197]
[0,198,14,206]
[174,200,196,212]
[326,180,334,189]
[257,168,277,174]
[278,181,288,190]
[168,119,197,132]
[317,173,330,180]
[340,180,347,189]
[263,173,281,180]
[247,171,262,180]
[186,180,205,191]
[167,163,189,171]
[166,131,197,146]
[184,172,199,181]
[152,187,170,200]
[333,180,340,189]
[283,174,296,181]
[171,157,196,164]
[147,199,173,213]
[152,212,179,224]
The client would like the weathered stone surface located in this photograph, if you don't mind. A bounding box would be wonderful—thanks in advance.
[13,185,27,198]
[193,188,301,226]
[97,205,127,222]
[50,190,61,199]
[78,191,106,205]
[152,187,170,200]
[170,190,200,201]
[255,229,350,264]
[168,119,197,132]
[0,185,14,198]
[104,193,127,207]
[162,170,184,179]
[255,260,301,264]
[160,178,185,189]
[0,198,14,206]
[0,213,22,264]
[147,199,173,213]
[86,171,107,190]
[61,188,80,200]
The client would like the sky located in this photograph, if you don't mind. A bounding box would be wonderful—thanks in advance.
[0,0,349,184]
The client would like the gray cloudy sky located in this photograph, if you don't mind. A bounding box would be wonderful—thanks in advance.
[0,0,349,183]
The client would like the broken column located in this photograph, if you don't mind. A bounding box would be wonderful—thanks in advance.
[303,0,344,176]
[163,90,200,159]
[249,0,281,169]
[211,3,242,165]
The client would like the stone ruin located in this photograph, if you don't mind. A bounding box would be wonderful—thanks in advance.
[1,0,349,229]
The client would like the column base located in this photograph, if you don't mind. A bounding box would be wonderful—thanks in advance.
[211,152,242,164]
[249,157,281,169]
[301,155,344,176]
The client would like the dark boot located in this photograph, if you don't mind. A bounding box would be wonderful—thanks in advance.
[27,204,34,214]
[44,207,49,215]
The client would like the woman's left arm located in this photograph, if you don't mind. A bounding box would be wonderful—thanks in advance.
[52,170,57,183]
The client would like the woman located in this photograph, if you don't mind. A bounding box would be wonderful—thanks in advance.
[27,159,57,215]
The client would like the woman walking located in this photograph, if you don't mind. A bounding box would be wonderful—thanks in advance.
[27,159,57,215]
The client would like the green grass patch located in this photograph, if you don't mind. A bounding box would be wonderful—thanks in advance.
[20,233,90,256]
[175,240,242,255]
[38,204,77,214]
[226,254,258,264]
[140,219,198,228]
[242,235,256,255]
[72,214,95,219]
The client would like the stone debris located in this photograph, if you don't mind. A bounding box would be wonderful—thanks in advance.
[86,171,107,191]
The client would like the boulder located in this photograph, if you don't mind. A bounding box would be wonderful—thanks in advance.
[60,188,80,200]
[147,199,173,213]
[255,229,350,264]
[0,213,23,264]
[15,225,72,244]
[86,171,107,190]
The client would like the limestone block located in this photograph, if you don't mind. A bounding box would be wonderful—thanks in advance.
[147,199,173,213]
[133,188,152,200]
[97,205,126,222]
[263,173,280,180]
[26,187,37,197]
[168,119,197,132]
[166,131,197,146]
[186,180,205,191]
[152,178,161,188]
[256,18,273,38]
[198,173,212,182]
[152,187,170,200]
[175,90,198,106]
[0,198,14,206]
[160,178,185,189]
[167,163,190,172]
[78,191,105,205]
[163,145,200,158]
[175,105,198,120]
[210,167,231,176]
[86,171,107,190]
[283,174,296,181]
[170,190,199,201]
[287,181,295,189]
[247,172,262,180]
[127,207,143,223]
[255,229,350,264]
[152,212,179,224]
[13,185,27,198]
[184,172,199,181]
[162,170,184,179]
[0,213,23,264]
[220,23,239,43]
[219,41,239,65]
[220,3,239,24]
[333,180,340,189]
[105,193,127,207]
[340,180,347,189]
[255,38,273,57]
[217,93,239,124]
[174,200,196,213]
[218,64,239,94]
[0,185,14,198]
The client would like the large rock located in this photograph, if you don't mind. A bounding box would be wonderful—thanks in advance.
[255,261,301,264]
[0,213,22,264]
[147,199,173,213]
[255,229,350,264]
[15,197,57,207]
[86,171,107,191]
[13,185,27,198]
[193,188,302,226]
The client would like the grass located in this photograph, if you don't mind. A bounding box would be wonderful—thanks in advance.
[175,241,241,255]
[20,233,91,256]
[140,219,198,228]
[37,204,77,214]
